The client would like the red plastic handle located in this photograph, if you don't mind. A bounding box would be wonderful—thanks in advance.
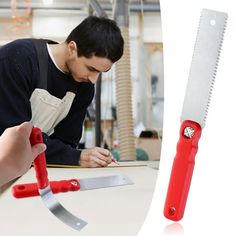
[164,120,202,221]
[12,179,80,198]
[30,127,49,189]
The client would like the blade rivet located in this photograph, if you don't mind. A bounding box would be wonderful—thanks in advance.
[184,126,195,138]
[70,180,78,186]
[169,206,176,216]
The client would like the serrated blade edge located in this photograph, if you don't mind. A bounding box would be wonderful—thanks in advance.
[181,9,227,128]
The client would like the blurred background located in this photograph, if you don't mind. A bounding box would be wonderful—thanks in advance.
[0,0,163,163]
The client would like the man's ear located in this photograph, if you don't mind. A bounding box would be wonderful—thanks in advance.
[67,41,77,56]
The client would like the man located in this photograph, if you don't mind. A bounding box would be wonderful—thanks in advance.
[0,16,124,167]
[0,122,46,187]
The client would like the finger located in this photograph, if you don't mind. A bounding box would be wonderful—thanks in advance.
[101,150,114,164]
[31,144,47,159]
[96,153,113,164]
[94,147,110,156]
[90,149,112,163]
[16,122,33,137]
[91,155,109,167]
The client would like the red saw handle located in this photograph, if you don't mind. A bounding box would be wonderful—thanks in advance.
[30,127,49,189]
[12,179,80,198]
[164,120,202,221]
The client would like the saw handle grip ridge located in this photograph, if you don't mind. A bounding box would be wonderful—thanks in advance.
[164,120,202,221]
[30,127,49,189]
[12,179,80,198]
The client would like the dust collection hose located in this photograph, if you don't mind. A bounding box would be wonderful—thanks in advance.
[115,25,136,161]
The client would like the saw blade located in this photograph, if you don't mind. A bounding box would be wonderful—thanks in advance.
[79,174,133,190]
[181,9,227,128]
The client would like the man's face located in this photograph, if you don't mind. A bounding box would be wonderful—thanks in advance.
[65,41,113,84]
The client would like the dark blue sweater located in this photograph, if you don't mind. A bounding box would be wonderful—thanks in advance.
[0,39,94,165]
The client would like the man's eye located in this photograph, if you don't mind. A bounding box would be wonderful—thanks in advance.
[88,67,98,72]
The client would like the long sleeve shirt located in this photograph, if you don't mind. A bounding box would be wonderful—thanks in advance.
[0,39,94,165]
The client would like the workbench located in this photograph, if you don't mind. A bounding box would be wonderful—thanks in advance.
[0,161,158,236]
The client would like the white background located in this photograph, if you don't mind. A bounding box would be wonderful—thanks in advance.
[138,0,236,235]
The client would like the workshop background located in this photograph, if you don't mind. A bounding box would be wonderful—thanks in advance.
[0,1,163,235]
[0,0,162,164]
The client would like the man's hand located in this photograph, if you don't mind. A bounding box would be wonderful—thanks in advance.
[0,122,46,187]
[79,147,114,167]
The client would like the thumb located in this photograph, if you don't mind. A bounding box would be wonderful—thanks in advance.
[31,144,47,159]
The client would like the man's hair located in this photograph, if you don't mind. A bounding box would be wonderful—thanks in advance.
[66,16,124,63]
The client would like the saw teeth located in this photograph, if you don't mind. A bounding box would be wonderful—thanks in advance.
[181,9,228,128]
[204,13,228,123]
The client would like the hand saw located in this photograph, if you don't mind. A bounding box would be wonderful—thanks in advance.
[29,127,87,231]
[12,174,133,198]
[164,9,227,221]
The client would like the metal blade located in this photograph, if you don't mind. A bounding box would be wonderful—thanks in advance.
[181,9,227,128]
[78,174,133,190]
[39,186,87,231]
